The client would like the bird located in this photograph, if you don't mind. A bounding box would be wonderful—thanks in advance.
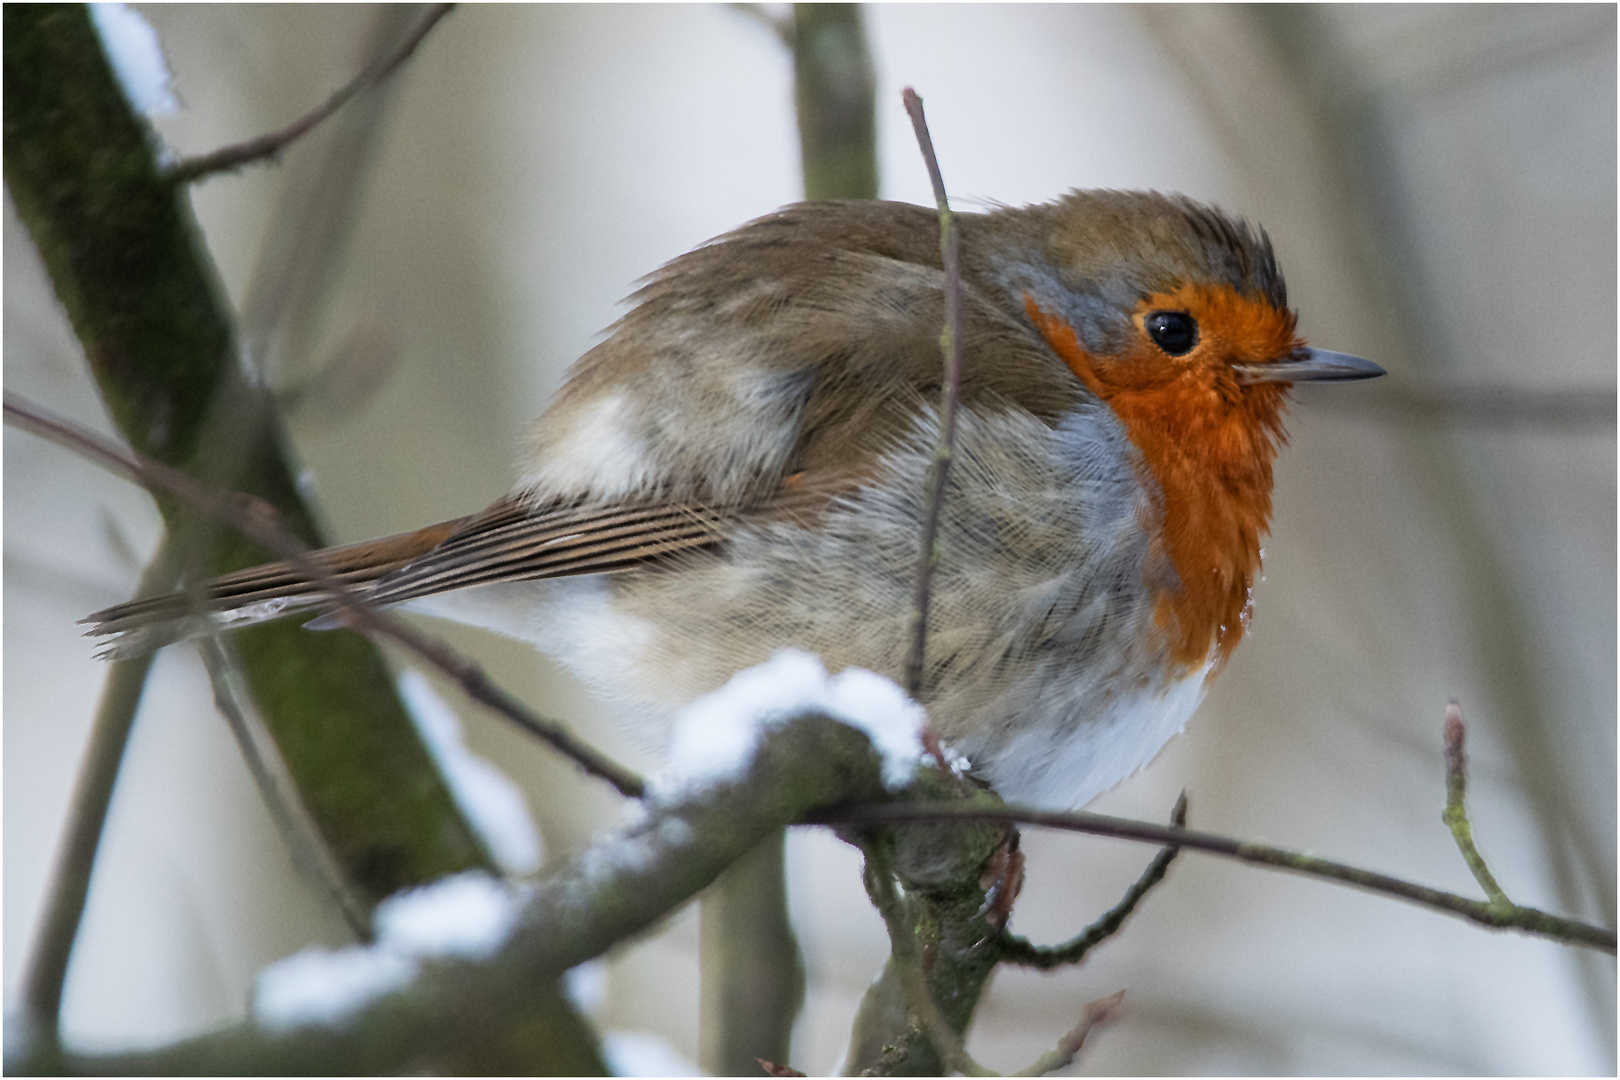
[87,190,1383,811]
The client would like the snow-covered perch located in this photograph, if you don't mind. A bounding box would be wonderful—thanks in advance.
[74,661,930,1073]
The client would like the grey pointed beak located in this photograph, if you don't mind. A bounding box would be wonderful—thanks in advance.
[1234,348,1385,384]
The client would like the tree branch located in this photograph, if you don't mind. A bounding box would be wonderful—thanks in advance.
[812,800,1616,954]
[4,2,498,907]
[17,543,178,1049]
[164,4,456,184]
[997,793,1188,970]
[3,393,646,801]
[860,840,995,1077]
[43,714,892,1076]
[792,5,877,200]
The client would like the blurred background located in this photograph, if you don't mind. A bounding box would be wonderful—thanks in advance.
[5,4,1614,1073]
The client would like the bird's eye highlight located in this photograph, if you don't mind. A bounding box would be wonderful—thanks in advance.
[1145,311,1198,356]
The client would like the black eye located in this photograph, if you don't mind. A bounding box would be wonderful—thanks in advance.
[1145,311,1198,356]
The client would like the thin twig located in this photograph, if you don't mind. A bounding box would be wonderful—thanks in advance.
[4,393,647,800]
[17,542,178,1045]
[901,86,965,698]
[1442,700,1510,906]
[998,793,1188,969]
[1010,990,1124,1078]
[165,4,456,184]
[196,637,373,935]
[811,800,1615,954]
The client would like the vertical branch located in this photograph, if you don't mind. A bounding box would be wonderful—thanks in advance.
[901,87,964,698]
[859,840,995,1077]
[702,9,880,1073]
[4,0,492,909]
[18,543,177,1048]
[5,8,607,1069]
[792,4,878,200]
[699,835,805,1074]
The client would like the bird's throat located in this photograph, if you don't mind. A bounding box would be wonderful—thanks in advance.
[1024,296,1286,674]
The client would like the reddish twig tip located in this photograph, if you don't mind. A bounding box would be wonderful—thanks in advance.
[1443,698,1466,777]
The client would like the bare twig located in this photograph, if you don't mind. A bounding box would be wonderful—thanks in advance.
[1010,990,1124,1078]
[811,800,1616,954]
[901,86,965,698]
[17,543,178,1045]
[196,637,372,935]
[3,393,646,800]
[998,793,1188,969]
[1442,700,1510,906]
[165,4,456,184]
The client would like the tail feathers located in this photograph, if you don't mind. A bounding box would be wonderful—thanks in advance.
[82,516,472,658]
[82,472,853,659]
[87,594,338,660]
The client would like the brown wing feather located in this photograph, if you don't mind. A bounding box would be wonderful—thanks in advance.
[84,473,852,641]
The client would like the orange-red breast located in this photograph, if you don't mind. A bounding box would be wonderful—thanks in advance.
[88,190,1382,809]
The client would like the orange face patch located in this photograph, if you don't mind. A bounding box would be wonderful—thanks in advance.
[1025,285,1299,675]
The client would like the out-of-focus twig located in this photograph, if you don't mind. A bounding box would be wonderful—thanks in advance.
[731,3,793,47]
[792,5,876,200]
[17,543,177,1048]
[3,393,647,801]
[165,4,455,184]
[196,637,373,934]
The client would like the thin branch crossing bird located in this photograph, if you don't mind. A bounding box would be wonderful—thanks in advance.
[89,190,1383,810]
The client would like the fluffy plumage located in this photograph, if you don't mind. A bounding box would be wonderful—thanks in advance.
[88,190,1381,809]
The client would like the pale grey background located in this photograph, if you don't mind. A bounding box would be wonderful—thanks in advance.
[6,5,1614,1073]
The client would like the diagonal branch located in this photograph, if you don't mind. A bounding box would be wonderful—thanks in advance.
[810,800,1616,954]
[4,393,647,801]
[6,0,504,908]
[17,543,178,1044]
[998,793,1188,969]
[45,713,891,1076]
[165,4,456,184]
[196,636,373,935]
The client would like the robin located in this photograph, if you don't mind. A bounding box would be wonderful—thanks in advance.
[88,190,1382,810]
